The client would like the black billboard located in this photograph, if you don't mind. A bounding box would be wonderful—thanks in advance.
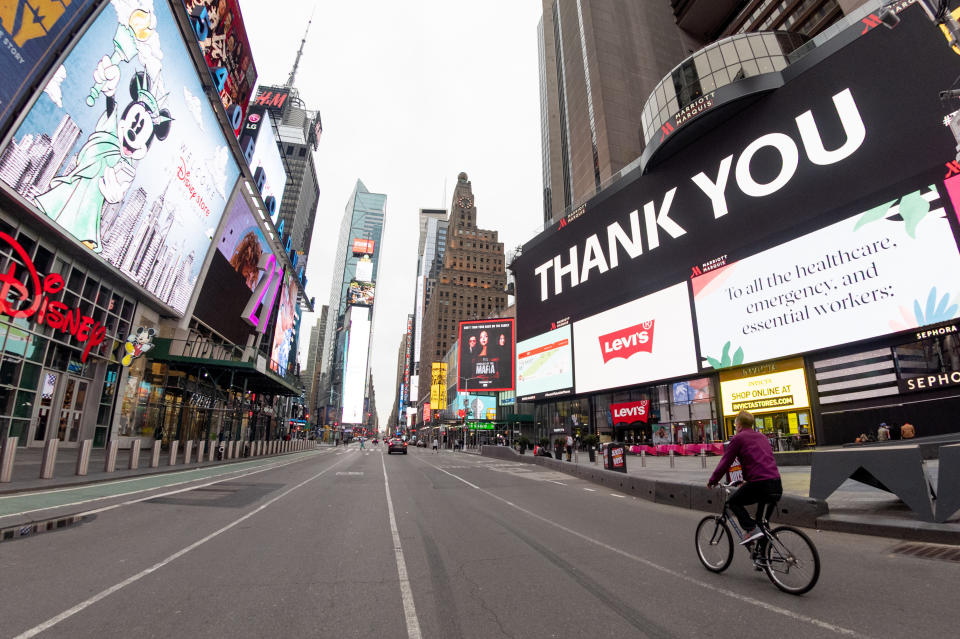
[458,319,515,392]
[513,6,960,340]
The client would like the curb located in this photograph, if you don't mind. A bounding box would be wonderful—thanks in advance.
[479,446,960,545]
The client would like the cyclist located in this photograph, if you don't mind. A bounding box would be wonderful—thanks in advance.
[707,410,782,545]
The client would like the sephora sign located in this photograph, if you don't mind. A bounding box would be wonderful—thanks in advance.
[514,10,960,340]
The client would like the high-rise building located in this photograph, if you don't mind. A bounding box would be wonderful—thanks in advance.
[411,209,448,383]
[302,306,329,424]
[388,331,407,429]
[537,0,868,224]
[319,180,386,426]
[416,173,507,407]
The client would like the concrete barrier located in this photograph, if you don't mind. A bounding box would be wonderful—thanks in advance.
[40,439,58,479]
[0,438,16,482]
[151,444,161,468]
[76,440,92,476]
[196,441,205,463]
[129,440,141,470]
[168,441,179,466]
[104,440,119,472]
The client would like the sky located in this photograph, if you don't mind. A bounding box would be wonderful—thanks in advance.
[239,0,546,427]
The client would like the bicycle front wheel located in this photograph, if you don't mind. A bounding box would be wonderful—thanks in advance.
[762,526,820,594]
[695,515,733,573]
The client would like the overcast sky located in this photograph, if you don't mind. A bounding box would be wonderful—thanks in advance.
[240,1,546,426]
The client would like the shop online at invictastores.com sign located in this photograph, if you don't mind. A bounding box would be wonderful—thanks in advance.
[718,358,809,416]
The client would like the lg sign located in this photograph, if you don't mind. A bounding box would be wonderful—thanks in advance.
[599,320,654,363]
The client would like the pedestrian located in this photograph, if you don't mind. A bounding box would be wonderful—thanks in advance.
[900,422,916,439]
[565,434,574,462]
[554,438,563,460]
[432,437,439,453]
[877,422,891,441]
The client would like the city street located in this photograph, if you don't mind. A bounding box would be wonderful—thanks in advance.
[2,446,957,639]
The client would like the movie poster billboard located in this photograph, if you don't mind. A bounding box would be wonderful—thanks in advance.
[457,319,515,392]
[270,271,296,377]
[0,0,102,139]
[0,0,240,316]
[182,0,257,133]
[347,280,375,307]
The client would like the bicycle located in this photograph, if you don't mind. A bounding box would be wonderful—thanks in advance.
[694,483,820,595]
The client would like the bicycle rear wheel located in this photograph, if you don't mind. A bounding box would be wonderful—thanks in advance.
[762,526,820,594]
[695,515,733,573]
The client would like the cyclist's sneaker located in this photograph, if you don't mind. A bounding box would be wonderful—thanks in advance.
[739,528,764,545]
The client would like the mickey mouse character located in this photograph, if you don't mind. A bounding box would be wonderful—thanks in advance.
[35,58,172,252]
[122,327,155,366]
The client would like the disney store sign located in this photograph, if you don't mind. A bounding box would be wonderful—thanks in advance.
[0,232,107,361]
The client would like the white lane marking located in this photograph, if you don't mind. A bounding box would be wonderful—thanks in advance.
[610,494,625,498]
[380,453,422,639]
[583,488,596,492]
[0,451,330,520]
[421,460,871,639]
[546,480,566,486]
[12,455,350,639]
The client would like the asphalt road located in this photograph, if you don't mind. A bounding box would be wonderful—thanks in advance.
[1,445,957,638]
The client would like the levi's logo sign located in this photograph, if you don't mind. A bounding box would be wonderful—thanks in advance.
[599,320,654,363]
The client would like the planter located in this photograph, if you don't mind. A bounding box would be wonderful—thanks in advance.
[588,447,596,462]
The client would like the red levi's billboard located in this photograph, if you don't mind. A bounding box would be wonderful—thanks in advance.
[599,320,654,363]
[610,400,649,424]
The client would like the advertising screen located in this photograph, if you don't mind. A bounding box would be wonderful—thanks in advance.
[240,106,285,220]
[512,9,960,341]
[572,282,697,394]
[610,400,649,425]
[342,305,370,424]
[0,0,240,315]
[252,84,290,119]
[718,359,809,417]
[355,256,374,282]
[347,280,375,307]
[672,377,712,404]
[693,182,960,369]
[516,325,574,400]
[270,272,296,376]
[452,393,497,421]
[0,0,100,138]
[458,319,515,391]
[182,0,257,131]
[215,190,270,289]
[430,362,447,410]
[352,238,375,255]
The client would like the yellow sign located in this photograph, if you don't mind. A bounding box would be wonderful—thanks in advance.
[940,8,960,56]
[486,408,497,420]
[719,358,809,416]
[430,363,448,410]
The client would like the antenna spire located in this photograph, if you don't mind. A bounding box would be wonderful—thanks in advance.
[286,8,315,87]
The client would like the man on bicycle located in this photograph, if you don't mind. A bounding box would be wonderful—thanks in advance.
[707,410,782,545]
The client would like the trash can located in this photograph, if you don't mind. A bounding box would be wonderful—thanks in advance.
[602,442,627,473]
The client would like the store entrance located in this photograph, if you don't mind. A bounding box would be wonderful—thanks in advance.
[723,410,813,449]
[30,371,89,446]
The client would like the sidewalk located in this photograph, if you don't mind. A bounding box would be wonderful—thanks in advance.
[478,445,960,545]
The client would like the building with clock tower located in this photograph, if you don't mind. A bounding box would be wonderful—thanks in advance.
[416,173,508,411]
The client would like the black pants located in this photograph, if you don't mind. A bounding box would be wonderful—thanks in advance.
[728,478,782,531]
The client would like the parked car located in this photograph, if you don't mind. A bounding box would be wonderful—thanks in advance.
[387,438,408,454]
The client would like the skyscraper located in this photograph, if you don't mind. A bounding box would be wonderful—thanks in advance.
[416,173,507,406]
[319,180,386,425]
[302,306,329,424]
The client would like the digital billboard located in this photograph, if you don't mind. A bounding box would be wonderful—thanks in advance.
[239,106,286,221]
[512,7,960,341]
[572,282,697,394]
[182,0,257,134]
[355,256,374,282]
[252,84,290,119]
[342,305,370,424]
[516,325,574,401]
[0,0,240,316]
[458,319,515,392]
[352,238,375,255]
[718,358,809,417]
[270,272,296,376]
[0,0,101,138]
[452,393,497,421]
[215,189,270,289]
[347,280,375,306]
[693,182,960,369]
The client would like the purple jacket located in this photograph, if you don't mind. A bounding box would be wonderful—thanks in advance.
[709,428,780,485]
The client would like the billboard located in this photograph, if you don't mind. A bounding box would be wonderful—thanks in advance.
[0,0,101,138]
[693,181,960,369]
[516,324,574,401]
[718,358,809,417]
[342,305,371,424]
[270,272,296,376]
[182,0,257,134]
[512,7,960,341]
[610,400,649,425]
[0,0,240,316]
[252,84,290,119]
[346,280,375,306]
[452,393,496,421]
[430,362,447,410]
[239,106,285,220]
[215,189,270,289]
[458,319,515,391]
[352,238,375,255]
[355,256,374,282]
[572,283,697,394]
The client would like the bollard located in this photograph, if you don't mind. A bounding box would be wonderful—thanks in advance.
[40,438,59,479]
[196,441,205,463]
[184,440,194,464]
[129,440,141,470]
[151,443,161,468]
[76,439,93,476]
[104,440,119,472]
[669,449,675,468]
[0,438,17,483]
[227,441,235,459]
[700,447,707,469]
[168,440,179,466]
[641,449,646,468]
[209,440,216,462]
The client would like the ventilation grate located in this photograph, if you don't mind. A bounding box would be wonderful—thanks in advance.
[891,542,960,563]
